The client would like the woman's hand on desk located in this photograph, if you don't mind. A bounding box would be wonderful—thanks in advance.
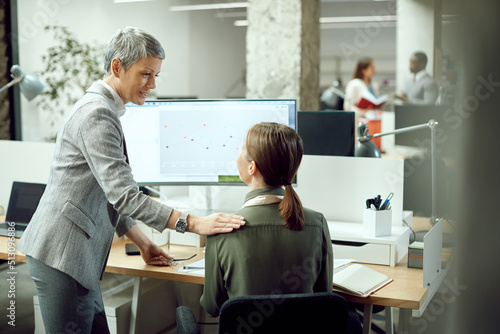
[125,224,174,266]
[188,213,245,236]
[141,243,173,266]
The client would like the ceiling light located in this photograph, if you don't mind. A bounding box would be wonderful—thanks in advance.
[170,2,248,11]
[234,15,397,27]
[234,20,248,27]
[320,15,396,24]
[114,0,154,3]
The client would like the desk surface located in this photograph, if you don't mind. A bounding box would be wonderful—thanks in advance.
[107,239,205,285]
[339,257,427,309]
[0,238,427,311]
[0,235,205,285]
[0,216,451,311]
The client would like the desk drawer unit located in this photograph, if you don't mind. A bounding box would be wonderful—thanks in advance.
[328,222,410,266]
[333,241,392,266]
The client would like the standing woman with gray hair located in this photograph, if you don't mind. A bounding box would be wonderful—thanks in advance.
[17,27,245,333]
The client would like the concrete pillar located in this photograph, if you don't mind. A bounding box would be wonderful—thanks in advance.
[0,5,11,139]
[246,0,320,111]
[396,0,442,93]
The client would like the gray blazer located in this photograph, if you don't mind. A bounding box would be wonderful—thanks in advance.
[18,82,172,291]
[404,72,439,105]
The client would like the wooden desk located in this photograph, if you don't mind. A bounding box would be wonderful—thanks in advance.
[0,217,450,334]
[0,227,24,262]
[106,239,205,285]
[336,258,427,310]
[1,236,427,334]
[0,237,427,310]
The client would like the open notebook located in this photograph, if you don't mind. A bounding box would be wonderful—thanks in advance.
[332,264,393,297]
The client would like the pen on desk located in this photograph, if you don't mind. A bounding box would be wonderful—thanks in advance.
[182,266,205,270]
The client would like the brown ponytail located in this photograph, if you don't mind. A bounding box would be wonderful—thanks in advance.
[279,184,305,231]
[245,122,305,231]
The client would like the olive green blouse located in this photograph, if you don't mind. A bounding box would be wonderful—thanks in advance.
[200,187,334,317]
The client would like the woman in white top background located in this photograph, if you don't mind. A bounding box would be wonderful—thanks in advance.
[343,57,379,127]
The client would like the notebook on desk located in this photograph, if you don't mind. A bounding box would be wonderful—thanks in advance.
[332,264,393,297]
[0,182,46,238]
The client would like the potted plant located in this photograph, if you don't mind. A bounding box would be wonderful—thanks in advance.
[37,25,106,141]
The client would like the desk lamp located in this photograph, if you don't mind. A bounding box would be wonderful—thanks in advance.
[0,65,45,101]
[355,120,446,243]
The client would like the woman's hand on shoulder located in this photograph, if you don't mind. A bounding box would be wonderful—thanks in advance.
[188,213,245,236]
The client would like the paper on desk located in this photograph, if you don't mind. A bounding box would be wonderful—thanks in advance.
[334,259,354,269]
[177,259,205,276]
[334,259,354,273]
[177,258,352,276]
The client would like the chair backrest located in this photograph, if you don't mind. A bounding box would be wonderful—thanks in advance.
[218,292,348,334]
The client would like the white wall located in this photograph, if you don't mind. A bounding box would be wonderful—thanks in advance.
[16,0,246,141]
[189,11,247,99]
[0,140,55,209]
[320,0,397,91]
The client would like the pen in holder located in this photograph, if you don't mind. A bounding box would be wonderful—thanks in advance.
[363,208,392,237]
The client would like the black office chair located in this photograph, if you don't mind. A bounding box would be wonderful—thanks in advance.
[176,292,352,334]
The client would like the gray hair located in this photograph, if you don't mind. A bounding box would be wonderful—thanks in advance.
[104,27,165,75]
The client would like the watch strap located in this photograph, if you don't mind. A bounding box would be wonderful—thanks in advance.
[179,211,189,221]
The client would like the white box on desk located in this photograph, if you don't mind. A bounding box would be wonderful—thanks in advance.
[363,209,392,237]
[171,231,206,247]
[329,221,409,266]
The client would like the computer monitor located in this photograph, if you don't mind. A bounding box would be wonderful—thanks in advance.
[121,99,297,185]
[297,110,355,156]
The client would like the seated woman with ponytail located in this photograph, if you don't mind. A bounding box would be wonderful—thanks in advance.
[200,122,334,317]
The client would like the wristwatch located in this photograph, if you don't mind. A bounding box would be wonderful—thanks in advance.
[175,212,189,233]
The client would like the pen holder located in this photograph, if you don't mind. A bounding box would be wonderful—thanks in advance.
[363,209,392,237]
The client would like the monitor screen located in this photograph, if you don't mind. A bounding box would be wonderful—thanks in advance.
[121,99,297,185]
[297,111,355,156]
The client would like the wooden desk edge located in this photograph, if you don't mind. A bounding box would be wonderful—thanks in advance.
[107,239,205,285]
[0,237,205,285]
[337,287,428,310]
[104,266,204,285]
[1,236,431,310]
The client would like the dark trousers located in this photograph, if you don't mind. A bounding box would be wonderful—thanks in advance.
[26,256,110,334]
